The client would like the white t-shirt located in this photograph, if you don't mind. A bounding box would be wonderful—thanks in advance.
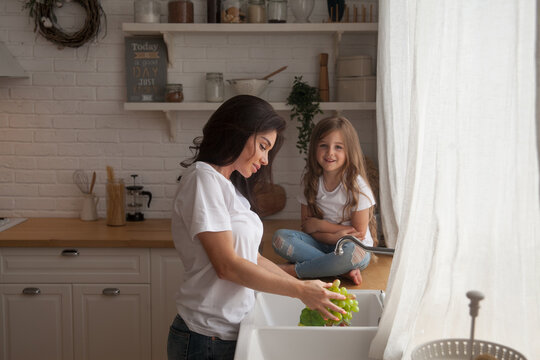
[298,175,376,246]
[171,162,263,340]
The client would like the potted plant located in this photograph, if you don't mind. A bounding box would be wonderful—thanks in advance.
[286,76,323,156]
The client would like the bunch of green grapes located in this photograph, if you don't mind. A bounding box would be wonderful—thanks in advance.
[298,279,360,326]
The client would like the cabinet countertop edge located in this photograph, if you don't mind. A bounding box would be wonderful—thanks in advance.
[0,218,301,248]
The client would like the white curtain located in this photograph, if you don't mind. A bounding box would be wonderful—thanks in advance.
[371,1,540,359]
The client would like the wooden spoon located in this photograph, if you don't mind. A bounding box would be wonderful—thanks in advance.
[89,171,96,194]
[261,66,287,80]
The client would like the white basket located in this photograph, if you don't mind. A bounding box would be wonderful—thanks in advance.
[411,339,527,360]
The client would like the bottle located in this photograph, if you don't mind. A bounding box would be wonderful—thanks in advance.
[248,0,266,23]
[267,0,287,23]
[319,53,329,101]
[165,84,184,102]
[168,0,194,23]
[207,0,221,23]
[134,0,161,23]
[205,73,224,102]
[221,0,247,23]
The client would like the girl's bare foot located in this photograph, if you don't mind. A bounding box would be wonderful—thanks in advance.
[278,263,298,277]
[343,269,362,285]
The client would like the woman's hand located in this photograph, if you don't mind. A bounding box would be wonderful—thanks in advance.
[298,280,347,320]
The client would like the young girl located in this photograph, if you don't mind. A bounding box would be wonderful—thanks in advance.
[272,116,377,285]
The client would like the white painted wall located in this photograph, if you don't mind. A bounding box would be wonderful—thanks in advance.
[0,0,379,219]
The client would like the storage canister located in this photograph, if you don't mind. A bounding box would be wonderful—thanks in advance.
[207,0,221,23]
[336,55,373,77]
[267,0,287,23]
[205,72,224,102]
[134,0,161,23]
[248,0,266,23]
[221,0,247,23]
[168,0,194,23]
[336,76,376,102]
[165,83,184,102]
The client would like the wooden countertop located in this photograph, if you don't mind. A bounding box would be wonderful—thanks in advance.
[0,218,174,248]
[0,218,301,248]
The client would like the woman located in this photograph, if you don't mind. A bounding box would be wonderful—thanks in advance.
[168,95,346,360]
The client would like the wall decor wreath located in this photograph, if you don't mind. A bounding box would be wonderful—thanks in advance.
[23,0,106,48]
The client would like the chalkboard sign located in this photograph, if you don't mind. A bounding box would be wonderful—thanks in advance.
[125,36,168,102]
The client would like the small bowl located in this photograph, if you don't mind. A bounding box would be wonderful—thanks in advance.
[227,79,272,97]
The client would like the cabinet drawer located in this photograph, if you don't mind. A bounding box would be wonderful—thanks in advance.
[0,248,150,283]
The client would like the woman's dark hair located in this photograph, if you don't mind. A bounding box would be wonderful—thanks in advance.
[181,95,286,207]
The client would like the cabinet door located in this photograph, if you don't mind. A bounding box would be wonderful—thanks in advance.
[73,284,150,360]
[150,249,184,360]
[0,284,73,360]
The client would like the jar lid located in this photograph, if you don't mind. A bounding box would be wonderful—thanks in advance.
[166,83,183,91]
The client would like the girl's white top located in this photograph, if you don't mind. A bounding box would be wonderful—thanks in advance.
[299,175,376,246]
[171,161,262,340]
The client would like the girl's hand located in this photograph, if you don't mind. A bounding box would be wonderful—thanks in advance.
[335,227,364,240]
[302,217,320,234]
[298,280,346,321]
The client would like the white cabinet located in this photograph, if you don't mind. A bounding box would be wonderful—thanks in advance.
[73,284,150,360]
[150,249,184,360]
[0,284,73,360]
[0,248,153,360]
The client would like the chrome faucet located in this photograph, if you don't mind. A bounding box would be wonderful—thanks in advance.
[334,235,395,256]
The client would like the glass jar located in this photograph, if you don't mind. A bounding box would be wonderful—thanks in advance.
[165,84,184,102]
[247,0,266,23]
[207,0,222,23]
[267,0,287,23]
[168,0,194,23]
[134,0,161,23]
[205,73,224,102]
[221,0,247,23]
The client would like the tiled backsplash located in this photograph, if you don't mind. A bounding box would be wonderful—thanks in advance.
[2,0,375,219]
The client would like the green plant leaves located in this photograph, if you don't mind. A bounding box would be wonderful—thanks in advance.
[286,76,323,156]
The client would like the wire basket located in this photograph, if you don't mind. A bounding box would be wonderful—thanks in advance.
[411,338,527,360]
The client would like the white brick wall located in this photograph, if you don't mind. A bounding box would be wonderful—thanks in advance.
[0,0,379,219]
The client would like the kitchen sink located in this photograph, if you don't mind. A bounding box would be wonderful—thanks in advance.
[235,290,384,360]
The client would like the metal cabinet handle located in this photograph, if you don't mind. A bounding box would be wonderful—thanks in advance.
[102,288,120,296]
[61,249,80,256]
[22,287,41,295]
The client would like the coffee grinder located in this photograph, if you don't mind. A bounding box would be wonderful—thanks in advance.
[126,174,153,221]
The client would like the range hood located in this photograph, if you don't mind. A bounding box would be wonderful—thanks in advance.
[0,42,28,78]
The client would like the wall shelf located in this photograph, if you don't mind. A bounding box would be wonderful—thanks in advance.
[124,102,376,142]
[122,22,378,141]
[122,22,378,35]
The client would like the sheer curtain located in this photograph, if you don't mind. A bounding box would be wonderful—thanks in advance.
[370,1,539,359]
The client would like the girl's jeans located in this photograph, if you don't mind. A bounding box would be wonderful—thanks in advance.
[167,314,237,360]
[272,229,371,279]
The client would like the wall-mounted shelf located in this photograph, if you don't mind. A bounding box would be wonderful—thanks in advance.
[122,22,378,141]
[122,22,378,35]
[124,101,376,141]
[122,22,378,65]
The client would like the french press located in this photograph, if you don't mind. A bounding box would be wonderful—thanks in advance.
[126,174,153,222]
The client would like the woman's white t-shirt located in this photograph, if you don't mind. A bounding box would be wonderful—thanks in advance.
[171,162,262,340]
[298,175,376,246]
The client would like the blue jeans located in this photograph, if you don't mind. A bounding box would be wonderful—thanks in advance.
[167,314,237,360]
[272,229,371,279]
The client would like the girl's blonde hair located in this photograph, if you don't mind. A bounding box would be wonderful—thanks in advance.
[302,116,378,245]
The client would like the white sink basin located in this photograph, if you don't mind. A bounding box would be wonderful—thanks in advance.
[235,290,384,360]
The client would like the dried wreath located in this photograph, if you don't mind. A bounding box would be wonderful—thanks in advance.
[23,0,106,48]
